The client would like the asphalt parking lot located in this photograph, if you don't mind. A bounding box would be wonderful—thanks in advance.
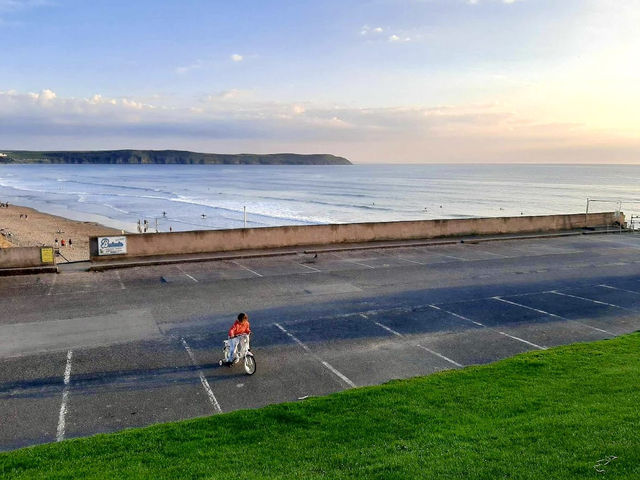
[2,232,640,451]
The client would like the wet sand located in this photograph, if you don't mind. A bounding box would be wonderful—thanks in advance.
[0,204,121,262]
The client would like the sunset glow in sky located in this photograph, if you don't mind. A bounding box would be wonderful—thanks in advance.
[1,0,639,163]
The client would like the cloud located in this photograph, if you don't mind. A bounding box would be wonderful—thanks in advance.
[0,0,51,12]
[1,88,638,163]
[360,25,384,35]
[388,34,411,42]
[231,54,243,62]
[175,60,203,75]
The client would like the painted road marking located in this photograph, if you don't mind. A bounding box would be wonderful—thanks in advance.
[429,304,547,350]
[437,253,469,261]
[330,252,375,269]
[181,338,222,414]
[415,345,464,367]
[114,271,126,290]
[492,296,614,336]
[274,323,356,388]
[47,274,57,296]
[177,265,198,283]
[56,350,73,442]
[362,314,464,367]
[231,260,263,277]
[549,290,629,310]
[475,249,510,258]
[298,262,322,273]
[395,257,426,265]
[599,284,640,295]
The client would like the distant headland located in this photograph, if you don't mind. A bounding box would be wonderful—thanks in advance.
[0,150,352,165]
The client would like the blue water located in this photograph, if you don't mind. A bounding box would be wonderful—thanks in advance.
[0,164,638,233]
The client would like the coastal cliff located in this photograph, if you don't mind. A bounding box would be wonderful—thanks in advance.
[0,150,352,165]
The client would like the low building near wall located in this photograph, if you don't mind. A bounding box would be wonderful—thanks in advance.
[90,212,624,262]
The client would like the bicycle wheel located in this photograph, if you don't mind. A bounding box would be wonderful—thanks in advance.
[244,355,256,375]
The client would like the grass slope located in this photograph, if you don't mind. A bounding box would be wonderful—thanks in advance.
[1,333,639,479]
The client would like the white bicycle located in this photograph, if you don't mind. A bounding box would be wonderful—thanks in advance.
[219,333,256,375]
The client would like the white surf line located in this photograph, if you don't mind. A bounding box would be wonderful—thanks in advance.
[429,304,547,350]
[177,265,198,283]
[364,315,464,368]
[599,284,640,295]
[298,262,322,273]
[274,323,356,388]
[231,260,263,277]
[492,296,614,336]
[56,350,73,442]
[549,290,630,311]
[114,270,126,290]
[47,274,58,296]
[181,338,222,414]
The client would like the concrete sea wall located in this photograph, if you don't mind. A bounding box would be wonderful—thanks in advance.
[89,212,623,261]
[0,246,54,268]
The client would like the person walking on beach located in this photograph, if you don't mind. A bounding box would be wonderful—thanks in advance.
[61,239,65,247]
[223,313,251,366]
[68,238,73,248]
[55,238,59,248]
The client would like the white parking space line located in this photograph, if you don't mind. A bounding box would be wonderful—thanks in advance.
[47,274,57,296]
[475,249,510,258]
[181,338,222,414]
[549,290,629,310]
[394,256,426,265]
[415,345,464,367]
[177,265,198,283]
[429,304,547,350]
[492,296,614,336]
[438,254,469,261]
[56,350,73,442]
[114,271,126,290]
[330,252,375,269]
[428,304,483,327]
[274,323,356,388]
[364,314,465,367]
[599,284,640,295]
[231,260,263,277]
[298,263,322,273]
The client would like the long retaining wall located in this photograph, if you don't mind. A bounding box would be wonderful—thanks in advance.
[0,246,55,269]
[89,212,623,261]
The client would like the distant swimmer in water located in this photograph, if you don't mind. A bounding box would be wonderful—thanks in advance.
[201,214,207,219]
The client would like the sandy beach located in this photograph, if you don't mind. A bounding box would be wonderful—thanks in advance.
[0,203,121,262]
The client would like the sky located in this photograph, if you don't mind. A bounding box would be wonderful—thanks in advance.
[0,0,639,163]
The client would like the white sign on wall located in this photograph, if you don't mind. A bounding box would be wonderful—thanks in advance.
[98,236,127,255]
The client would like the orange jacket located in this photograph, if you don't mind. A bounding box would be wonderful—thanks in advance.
[228,320,251,338]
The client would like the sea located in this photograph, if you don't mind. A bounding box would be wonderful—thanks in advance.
[0,164,638,233]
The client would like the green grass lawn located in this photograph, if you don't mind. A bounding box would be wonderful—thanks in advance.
[2,333,639,479]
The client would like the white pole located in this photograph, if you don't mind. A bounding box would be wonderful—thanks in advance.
[244,206,247,228]
[585,198,589,228]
